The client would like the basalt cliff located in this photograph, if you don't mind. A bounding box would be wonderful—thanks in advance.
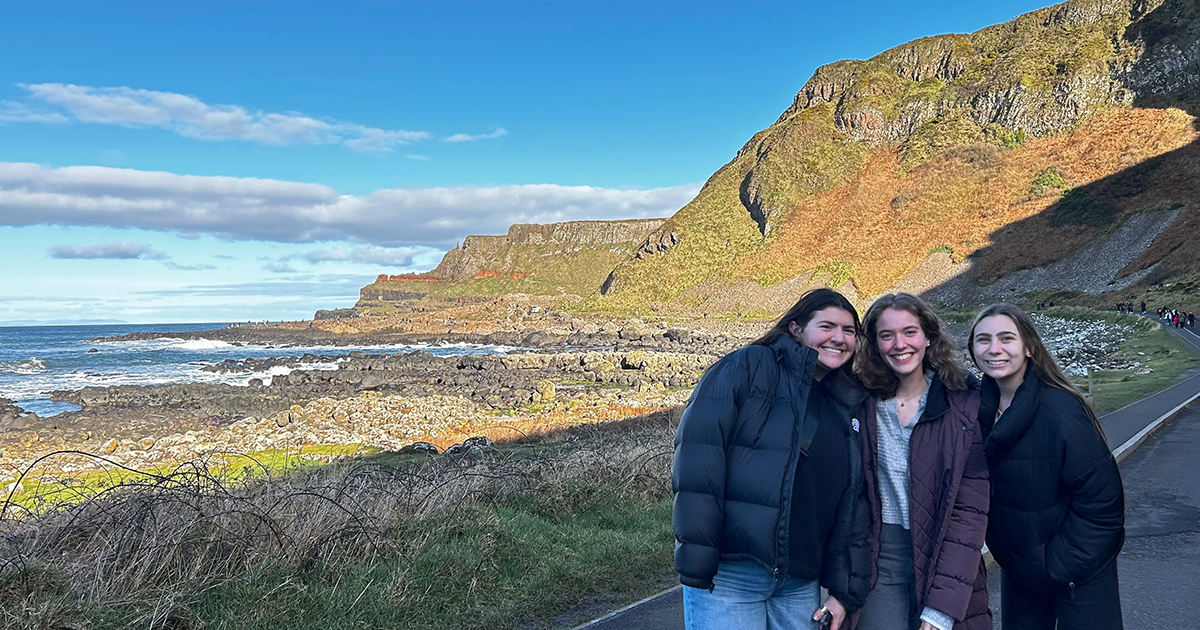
[353,0,1200,317]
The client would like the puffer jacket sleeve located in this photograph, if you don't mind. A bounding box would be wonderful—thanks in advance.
[820,446,868,614]
[1045,401,1125,586]
[925,413,990,621]
[672,349,754,589]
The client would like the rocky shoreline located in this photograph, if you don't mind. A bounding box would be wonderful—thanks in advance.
[0,313,1151,491]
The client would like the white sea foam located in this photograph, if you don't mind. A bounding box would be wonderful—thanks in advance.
[105,337,239,352]
[0,334,515,412]
[0,358,47,375]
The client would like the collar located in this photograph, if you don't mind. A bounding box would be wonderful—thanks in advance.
[980,366,1041,458]
[921,372,949,421]
[769,335,867,409]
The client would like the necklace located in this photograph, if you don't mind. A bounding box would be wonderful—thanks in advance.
[897,388,927,408]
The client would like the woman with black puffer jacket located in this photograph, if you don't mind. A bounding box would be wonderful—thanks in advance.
[673,289,873,630]
[969,303,1125,630]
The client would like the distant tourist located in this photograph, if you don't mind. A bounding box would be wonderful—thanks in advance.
[853,294,990,630]
[673,289,870,630]
[969,304,1124,630]
[1140,301,1146,314]
[1190,313,1195,329]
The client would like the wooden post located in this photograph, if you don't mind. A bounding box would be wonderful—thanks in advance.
[1085,367,1095,411]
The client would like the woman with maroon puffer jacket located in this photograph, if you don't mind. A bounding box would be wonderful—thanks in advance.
[850,294,991,630]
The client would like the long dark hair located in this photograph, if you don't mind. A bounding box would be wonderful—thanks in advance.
[750,288,860,348]
[967,303,1105,437]
[854,293,968,397]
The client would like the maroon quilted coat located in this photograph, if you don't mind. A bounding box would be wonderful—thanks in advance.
[851,374,991,630]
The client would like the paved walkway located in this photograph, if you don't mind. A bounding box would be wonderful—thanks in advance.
[574,320,1200,630]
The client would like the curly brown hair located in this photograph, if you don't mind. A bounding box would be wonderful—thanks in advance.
[854,293,967,397]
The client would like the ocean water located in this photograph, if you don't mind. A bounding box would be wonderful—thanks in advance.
[0,324,515,416]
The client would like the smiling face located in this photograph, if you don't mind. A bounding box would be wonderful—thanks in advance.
[875,307,929,379]
[972,314,1031,383]
[789,306,857,372]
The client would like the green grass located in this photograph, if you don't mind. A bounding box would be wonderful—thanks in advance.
[181,500,674,630]
[3,443,374,514]
[1074,322,1198,414]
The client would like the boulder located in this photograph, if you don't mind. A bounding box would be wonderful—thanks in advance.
[101,438,119,454]
[521,331,555,347]
[665,328,692,344]
[358,375,386,391]
[462,435,493,450]
[445,435,494,456]
[399,441,439,455]
[618,319,652,340]
[535,380,556,402]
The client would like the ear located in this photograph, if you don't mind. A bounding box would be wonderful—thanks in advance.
[788,320,802,339]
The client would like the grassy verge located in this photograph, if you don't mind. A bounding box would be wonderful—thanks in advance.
[1072,319,1198,414]
[1,420,678,630]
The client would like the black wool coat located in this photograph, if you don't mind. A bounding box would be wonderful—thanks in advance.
[979,368,1125,593]
[672,335,873,611]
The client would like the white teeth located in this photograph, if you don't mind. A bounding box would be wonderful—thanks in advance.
[893,353,913,360]
[821,347,843,354]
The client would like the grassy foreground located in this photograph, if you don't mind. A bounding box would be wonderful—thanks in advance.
[0,418,678,630]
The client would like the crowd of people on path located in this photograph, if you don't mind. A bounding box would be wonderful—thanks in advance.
[1112,300,1196,329]
[1153,306,1194,330]
[673,289,1125,630]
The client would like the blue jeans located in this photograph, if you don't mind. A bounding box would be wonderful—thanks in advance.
[683,560,821,630]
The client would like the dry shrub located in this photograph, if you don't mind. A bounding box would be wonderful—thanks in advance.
[0,420,677,628]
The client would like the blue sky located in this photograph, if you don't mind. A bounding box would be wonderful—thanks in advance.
[0,0,1051,324]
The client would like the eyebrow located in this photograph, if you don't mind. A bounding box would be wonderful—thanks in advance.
[974,330,1017,339]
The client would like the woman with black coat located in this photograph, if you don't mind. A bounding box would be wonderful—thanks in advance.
[673,289,873,630]
[969,303,1125,630]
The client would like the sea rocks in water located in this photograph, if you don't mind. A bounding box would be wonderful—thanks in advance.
[87,348,99,353]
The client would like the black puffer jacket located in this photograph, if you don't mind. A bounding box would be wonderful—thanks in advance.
[672,335,872,610]
[978,368,1125,593]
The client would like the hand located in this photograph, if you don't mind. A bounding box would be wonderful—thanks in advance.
[813,595,847,630]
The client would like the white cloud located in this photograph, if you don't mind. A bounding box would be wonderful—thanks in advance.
[165,261,217,271]
[444,127,508,143]
[405,154,431,161]
[0,100,69,124]
[263,262,299,274]
[48,241,167,259]
[303,244,426,266]
[19,83,429,152]
[0,162,700,247]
